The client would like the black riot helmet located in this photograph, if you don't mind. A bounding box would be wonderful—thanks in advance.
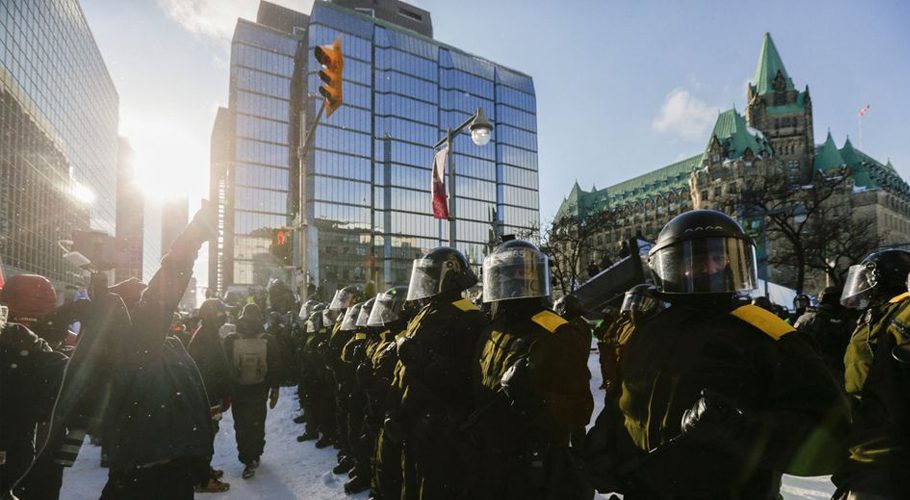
[620,284,660,316]
[841,249,910,309]
[340,302,364,331]
[356,298,375,328]
[649,210,757,295]
[406,247,477,301]
[367,286,409,327]
[329,286,363,311]
[482,240,550,303]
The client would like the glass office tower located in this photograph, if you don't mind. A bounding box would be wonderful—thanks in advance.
[213,0,539,296]
[0,0,119,286]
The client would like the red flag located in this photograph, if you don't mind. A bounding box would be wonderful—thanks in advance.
[431,148,449,219]
[858,104,870,117]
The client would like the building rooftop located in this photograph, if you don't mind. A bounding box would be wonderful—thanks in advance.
[751,33,795,95]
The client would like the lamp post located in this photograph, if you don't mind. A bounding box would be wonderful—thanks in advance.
[432,107,493,248]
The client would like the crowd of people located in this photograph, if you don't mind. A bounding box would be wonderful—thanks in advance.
[2,206,909,499]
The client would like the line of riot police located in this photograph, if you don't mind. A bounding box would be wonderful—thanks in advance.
[283,208,909,499]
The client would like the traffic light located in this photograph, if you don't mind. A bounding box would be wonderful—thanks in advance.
[314,36,344,117]
[270,228,293,265]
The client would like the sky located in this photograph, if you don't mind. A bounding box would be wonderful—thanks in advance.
[79,0,910,283]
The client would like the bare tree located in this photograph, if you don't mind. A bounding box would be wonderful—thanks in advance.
[537,208,616,297]
[734,166,879,292]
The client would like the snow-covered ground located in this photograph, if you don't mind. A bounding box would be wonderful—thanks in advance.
[60,345,836,499]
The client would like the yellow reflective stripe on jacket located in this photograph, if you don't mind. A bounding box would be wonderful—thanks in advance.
[889,292,910,303]
[452,298,479,312]
[354,333,367,340]
[530,311,568,333]
[730,304,795,341]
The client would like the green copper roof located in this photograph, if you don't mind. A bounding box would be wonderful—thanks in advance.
[839,137,860,165]
[707,108,772,158]
[556,154,701,220]
[752,33,795,95]
[813,132,846,172]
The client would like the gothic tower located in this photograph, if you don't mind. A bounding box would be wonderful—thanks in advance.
[745,33,815,183]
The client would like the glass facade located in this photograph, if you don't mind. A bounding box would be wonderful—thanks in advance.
[216,0,539,294]
[0,0,119,286]
[226,19,300,288]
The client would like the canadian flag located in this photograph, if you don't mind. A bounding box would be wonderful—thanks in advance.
[431,148,449,220]
[858,104,870,117]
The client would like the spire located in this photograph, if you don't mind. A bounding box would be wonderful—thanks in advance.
[814,132,845,172]
[840,135,859,165]
[752,33,794,95]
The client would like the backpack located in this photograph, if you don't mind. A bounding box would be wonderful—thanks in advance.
[233,333,268,385]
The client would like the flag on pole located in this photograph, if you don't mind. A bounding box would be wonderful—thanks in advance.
[858,104,870,117]
[431,148,449,219]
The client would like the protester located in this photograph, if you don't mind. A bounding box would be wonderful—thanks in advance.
[223,303,283,479]
[188,298,233,493]
[0,274,68,499]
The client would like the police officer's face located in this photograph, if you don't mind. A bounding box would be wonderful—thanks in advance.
[690,252,727,278]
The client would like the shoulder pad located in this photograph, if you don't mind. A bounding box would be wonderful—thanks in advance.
[730,305,795,341]
[888,300,910,339]
[354,333,367,341]
[531,311,569,333]
[889,292,910,304]
[452,298,480,312]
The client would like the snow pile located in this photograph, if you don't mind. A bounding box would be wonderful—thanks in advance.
[59,345,835,499]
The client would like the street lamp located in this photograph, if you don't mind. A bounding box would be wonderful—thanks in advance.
[432,107,494,248]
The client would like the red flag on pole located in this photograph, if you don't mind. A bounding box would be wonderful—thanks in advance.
[858,104,870,117]
[431,148,449,219]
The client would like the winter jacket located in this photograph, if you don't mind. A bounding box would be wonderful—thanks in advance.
[103,218,215,471]
[587,303,850,499]
[188,322,232,407]
[0,323,68,495]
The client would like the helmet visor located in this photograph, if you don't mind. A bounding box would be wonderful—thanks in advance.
[340,305,361,331]
[329,289,357,311]
[368,295,402,327]
[482,247,551,302]
[650,237,756,294]
[356,302,374,327]
[298,300,316,320]
[841,264,876,309]
[406,258,443,301]
[322,308,339,327]
[621,288,658,314]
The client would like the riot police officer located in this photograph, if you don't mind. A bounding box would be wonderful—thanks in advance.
[833,249,910,497]
[365,286,414,500]
[332,300,364,475]
[585,209,849,498]
[471,240,594,499]
[340,299,375,494]
[599,284,664,399]
[389,247,487,499]
[296,302,325,442]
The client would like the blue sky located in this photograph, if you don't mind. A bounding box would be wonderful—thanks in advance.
[81,0,910,280]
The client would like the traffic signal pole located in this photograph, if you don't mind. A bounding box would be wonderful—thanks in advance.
[297,100,326,302]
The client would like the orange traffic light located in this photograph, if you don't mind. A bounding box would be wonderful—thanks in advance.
[314,37,344,117]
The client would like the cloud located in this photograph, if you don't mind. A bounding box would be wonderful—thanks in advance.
[158,0,314,41]
[651,88,721,142]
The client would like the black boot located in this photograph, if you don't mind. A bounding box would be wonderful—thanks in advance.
[293,414,307,424]
[315,435,333,449]
[344,475,370,494]
[332,456,354,474]
[297,430,319,442]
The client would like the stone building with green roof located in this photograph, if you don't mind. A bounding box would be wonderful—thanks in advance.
[557,33,910,292]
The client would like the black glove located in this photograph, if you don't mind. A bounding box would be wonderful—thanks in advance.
[680,389,746,448]
[501,357,539,414]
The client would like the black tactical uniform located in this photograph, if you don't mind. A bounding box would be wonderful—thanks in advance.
[340,299,375,494]
[471,239,594,500]
[364,286,414,500]
[390,247,487,499]
[330,302,362,474]
[296,302,325,442]
[585,210,850,499]
[793,286,855,385]
[833,250,910,497]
